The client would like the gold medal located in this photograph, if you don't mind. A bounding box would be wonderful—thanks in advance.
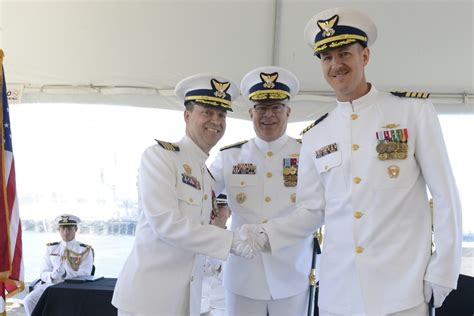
[283,168,291,176]
[378,153,389,161]
[290,166,297,175]
[386,142,399,153]
[236,192,246,204]
[284,181,297,187]
[399,143,408,153]
[376,143,388,154]
[387,165,400,178]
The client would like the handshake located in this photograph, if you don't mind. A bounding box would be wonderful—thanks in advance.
[230,224,269,259]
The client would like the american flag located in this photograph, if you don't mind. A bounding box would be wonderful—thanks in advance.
[0,50,24,315]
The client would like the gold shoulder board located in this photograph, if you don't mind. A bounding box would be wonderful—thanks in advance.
[300,113,329,135]
[390,91,430,99]
[155,140,180,152]
[220,140,248,151]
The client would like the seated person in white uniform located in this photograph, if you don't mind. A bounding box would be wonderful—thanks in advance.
[23,214,94,316]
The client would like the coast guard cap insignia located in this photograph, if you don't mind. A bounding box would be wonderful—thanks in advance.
[260,72,278,89]
[211,79,230,99]
[318,14,339,37]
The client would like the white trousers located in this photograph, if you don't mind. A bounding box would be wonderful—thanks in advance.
[319,302,429,316]
[225,290,308,316]
[23,283,52,316]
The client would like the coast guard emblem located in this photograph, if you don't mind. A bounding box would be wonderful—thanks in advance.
[211,79,230,99]
[317,14,339,37]
[260,72,278,89]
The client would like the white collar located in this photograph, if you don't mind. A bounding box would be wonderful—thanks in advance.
[336,84,378,117]
[254,134,289,153]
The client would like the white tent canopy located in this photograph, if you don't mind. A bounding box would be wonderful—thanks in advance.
[1,0,473,121]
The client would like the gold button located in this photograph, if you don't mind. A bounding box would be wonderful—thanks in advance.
[351,113,358,120]
[356,246,364,253]
[353,177,361,184]
[265,196,271,203]
[352,144,360,151]
[261,219,268,224]
[204,194,208,200]
[266,172,272,178]
[189,198,193,203]
[267,151,273,157]
[354,211,363,219]
[240,181,245,186]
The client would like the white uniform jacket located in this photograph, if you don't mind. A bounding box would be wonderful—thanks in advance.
[210,134,313,300]
[40,239,93,283]
[112,136,233,316]
[263,86,462,315]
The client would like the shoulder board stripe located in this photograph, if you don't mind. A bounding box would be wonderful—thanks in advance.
[155,140,180,151]
[220,140,248,151]
[300,113,329,135]
[390,91,430,99]
[47,242,60,246]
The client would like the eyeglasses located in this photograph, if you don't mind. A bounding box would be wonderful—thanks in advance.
[253,104,286,115]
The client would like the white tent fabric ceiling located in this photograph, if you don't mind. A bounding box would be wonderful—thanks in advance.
[1,0,473,121]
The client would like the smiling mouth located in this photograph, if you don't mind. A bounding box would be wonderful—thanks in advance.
[206,127,220,133]
[332,70,349,78]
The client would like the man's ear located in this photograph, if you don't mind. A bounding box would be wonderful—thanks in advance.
[184,110,190,124]
[248,108,254,119]
[362,47,370,66]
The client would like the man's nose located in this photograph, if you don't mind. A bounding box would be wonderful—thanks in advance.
[209,113,224,123]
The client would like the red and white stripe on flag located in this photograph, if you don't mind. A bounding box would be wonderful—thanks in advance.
[0,49,25,315]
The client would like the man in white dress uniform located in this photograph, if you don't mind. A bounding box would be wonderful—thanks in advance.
[112,74,254,316]
[244,8,463,316]
[210,66,312,315]
[23,214,94,315]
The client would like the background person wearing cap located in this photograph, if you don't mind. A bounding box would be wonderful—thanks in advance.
[23,214,94,315]
[112,74,255,316]
[246,7,462,316]
[209,66,312,315]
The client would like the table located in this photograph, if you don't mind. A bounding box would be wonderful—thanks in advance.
[31,278,117,316]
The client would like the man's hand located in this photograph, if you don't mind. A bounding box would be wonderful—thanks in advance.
[51,266,66,281]
[239,224,269,252]
[230,231,254,259]
[423,281,452,308]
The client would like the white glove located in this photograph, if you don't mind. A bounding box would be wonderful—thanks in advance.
[50,266,66,281]
[423,280,452,308]
[239,224,269,252]
[230,231,254,259]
